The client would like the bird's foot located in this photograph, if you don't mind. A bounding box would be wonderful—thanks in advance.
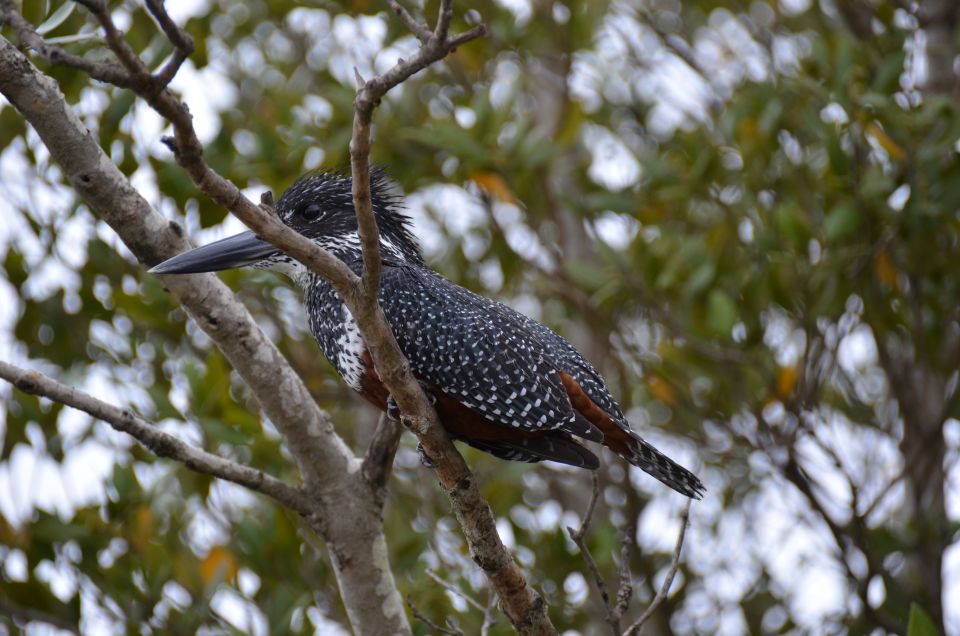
[417,442,437,468]
[386,394,401,422]
[385,391,436,422]
[385,392,439,468]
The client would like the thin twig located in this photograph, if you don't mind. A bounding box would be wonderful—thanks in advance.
[569,471,602,543]
[74,0,144,75]
[405,595,465,636]
[567,472,636,634]
[622,499,692,635]
[425,569,489,614]
[387,0,431,43]
[614,524,635,619]
[434,0,454,41]
[0,1,134,87]
[144,0,194,89]
[567,472,616,625]
[480,590,497,636]
[14,1,544,631]
[349,0,485,303]
[0,360,311,514]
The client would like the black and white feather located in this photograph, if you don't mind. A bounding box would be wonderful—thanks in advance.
[264,171,705,498]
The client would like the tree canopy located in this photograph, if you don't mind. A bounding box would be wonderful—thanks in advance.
[1,0,958,634]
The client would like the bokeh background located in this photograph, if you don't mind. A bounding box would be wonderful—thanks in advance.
[2,0,959,633]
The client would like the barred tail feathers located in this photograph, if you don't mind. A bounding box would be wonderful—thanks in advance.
[625,430,705,499]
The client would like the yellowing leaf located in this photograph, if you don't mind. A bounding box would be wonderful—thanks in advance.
[130,505,153,554]
[738,118,759,140]
[648,376,676,405]
[866,122,905,161]
[201,547,238,585]
[639,202,667,223]
[776,366,797,398]
[873,248,899,290]
[451,46,484,74]
[471,172,515,203]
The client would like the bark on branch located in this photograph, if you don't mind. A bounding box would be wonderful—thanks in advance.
[567,474,692,636]
[0,361,310,514]
[3,0,550,632]
[0,17,410,633]
[344,4,554,632]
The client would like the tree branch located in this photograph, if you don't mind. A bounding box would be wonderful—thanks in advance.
[0,26,410,636]
[387,0,432,44]
[568,474,691,635]
[6,0,544,631]
[623,499,691,636]
[0,360,311,514]
[567,473,621,633]
[344,2,552,631]
[406,595,465,636]
[361,413,403,504]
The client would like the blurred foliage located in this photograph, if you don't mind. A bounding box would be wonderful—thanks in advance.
[2,0,960,634]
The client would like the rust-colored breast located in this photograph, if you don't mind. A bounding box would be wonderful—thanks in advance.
[357,351,391,411]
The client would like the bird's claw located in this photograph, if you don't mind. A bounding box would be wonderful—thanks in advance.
[386,394,401,422]
[385,392,438,468]
[386,391,436,422]
[417,442,437,468]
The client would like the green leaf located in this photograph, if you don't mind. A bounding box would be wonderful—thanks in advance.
[773,203,811,249]
[36,1,75,35]
[706,289,737,337]
[907,603,940,636]
[824,201,860,242]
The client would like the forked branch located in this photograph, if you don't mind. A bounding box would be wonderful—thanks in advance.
[3,0,549,632]
[568,473,692,636]
[343,4,550,633]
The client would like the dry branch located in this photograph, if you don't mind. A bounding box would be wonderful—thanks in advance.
[0,18,410,634]
[2,0,551,632]
[0,361,310,513]
[567,473,692,636]
[343,3,551,633]
[623,500,691,635]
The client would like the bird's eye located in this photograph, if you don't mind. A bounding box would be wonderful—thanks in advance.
[298,202,322,221]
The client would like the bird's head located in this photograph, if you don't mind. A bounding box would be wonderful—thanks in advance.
[149,170,423,284]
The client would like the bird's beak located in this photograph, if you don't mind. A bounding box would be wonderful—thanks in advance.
[148,231,278,274]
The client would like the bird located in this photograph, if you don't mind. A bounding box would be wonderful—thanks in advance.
[150,171,705,499]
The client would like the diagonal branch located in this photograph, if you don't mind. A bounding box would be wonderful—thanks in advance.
[567,472,620,632]
[406,594,465,636]
[0,360,311,514]
[0,26,411,635]
[568,475,692,636]
[143,0,194,89]
[349,3,485,303]
[361,413,403,504]
[387,0,432,43]
[8,1,542,631]
[0,3,134,87]
[345,3,552,633]
[623,499,691,636]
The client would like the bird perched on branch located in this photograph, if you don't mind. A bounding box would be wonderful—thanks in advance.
[150,171,705,498]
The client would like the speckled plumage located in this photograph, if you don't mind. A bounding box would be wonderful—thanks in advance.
[269,171,705,499]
